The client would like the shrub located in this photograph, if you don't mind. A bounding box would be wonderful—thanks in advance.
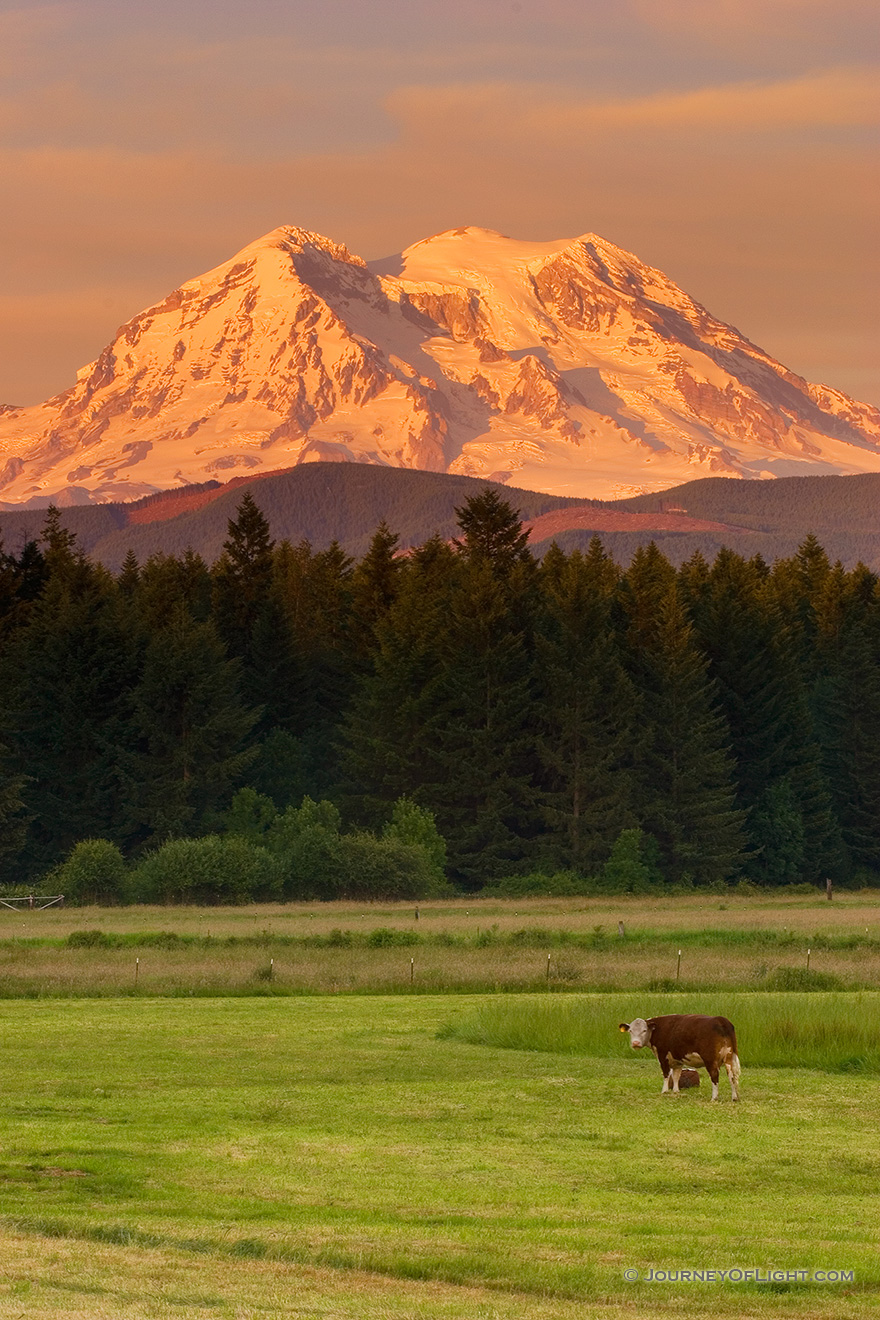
[56,839,127,905]
[367,927,421,948]
[223,788,277,845]
[334,833,444,901]
[484,870,590,897]
[282,828,345,901]
[128,835,283,905]
[383,797,447,883]
[764,966,844,992]
[601,828,654,894]
[67,929,114,948]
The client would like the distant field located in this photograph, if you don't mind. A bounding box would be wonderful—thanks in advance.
[2,893,880,997]
[1,993,878,1319]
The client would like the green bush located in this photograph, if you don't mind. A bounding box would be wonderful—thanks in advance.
[383,797,447,884]
[367,927,421,948]
[334,833,444,901]
[484,870,590,897]
[56,839,127,905]
[128,836,283,905]
[764,966,845,992]
[67,929,114,948]
[601,828,654,893]
[282,828,345,900]
[223,788,277,845]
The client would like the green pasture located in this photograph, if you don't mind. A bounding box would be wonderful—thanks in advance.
[0,993,878,1318]
[3,891,880,997]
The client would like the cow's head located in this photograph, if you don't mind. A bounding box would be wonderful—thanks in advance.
[619,1018,650,1048]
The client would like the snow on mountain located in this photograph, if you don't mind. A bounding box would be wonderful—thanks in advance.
[2,224,879,505]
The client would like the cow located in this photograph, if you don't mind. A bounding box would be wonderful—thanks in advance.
[619,1014,740,1101]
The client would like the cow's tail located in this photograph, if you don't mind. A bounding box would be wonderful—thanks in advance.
[731,1052,741,1084]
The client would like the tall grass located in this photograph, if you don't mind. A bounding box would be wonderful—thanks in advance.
[438,991,880,1073]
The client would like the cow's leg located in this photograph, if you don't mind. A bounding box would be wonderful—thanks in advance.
[660,1056,672,1093]
[671,1066,682,1094]
[725,1052,740,1102]
[707,1061,720,1101]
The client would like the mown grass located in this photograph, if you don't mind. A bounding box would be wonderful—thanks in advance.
[0,994,878,1319]
[438,991,880,1073]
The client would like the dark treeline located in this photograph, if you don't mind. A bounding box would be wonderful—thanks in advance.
[1,489,879,895]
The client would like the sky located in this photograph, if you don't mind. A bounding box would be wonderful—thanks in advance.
[0,0,877,407]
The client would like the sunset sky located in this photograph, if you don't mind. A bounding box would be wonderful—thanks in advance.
[1,0,877,407]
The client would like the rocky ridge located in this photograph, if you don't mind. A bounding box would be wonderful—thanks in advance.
[1,224,878,504]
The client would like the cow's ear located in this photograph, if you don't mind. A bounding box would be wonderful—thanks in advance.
[618,1023,629,1032]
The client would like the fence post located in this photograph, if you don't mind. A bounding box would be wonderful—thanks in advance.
[676,949,682,981]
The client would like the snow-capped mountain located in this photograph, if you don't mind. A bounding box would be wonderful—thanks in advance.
[2,224,879,505]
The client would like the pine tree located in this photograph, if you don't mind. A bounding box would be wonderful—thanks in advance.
[0,734,28,883]
[535,542,638,873]
[137,551,212,629]
[629,584,746,886]
[689,548,842,885]
[212,491,276,657]
[40,505,79,577]
[816,567,880,875]
[349,521,402,660]
[342,537,455,825]
[453,488,533,576]
[3,563,141,871]
[123,607,259,843]
[117,550,140,597]
[620,542,677,649]
[424,557,538,885]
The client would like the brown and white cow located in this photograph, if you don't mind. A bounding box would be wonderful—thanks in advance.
[619,1014,740,1101]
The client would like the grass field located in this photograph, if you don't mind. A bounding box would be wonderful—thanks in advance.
[2,891,880,997]
[1,992,879,1318]
[1,893,879,1318]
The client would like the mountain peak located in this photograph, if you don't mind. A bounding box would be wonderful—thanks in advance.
[245,225,366,266]
[1,223,878,506]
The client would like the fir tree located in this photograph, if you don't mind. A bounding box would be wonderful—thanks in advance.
[816,568,880,875]
[690,548,842,885]
[137,551,212,629]
[342,537,455,825]
[212,491,276,657]
[0,734,28,883]
[424,557,538,885]
[117,550,140,597]
[535,542,637,873]
[629,585,746,886]
[3,564,141,871]
[349,521,401,660]
[453,488,533,576]
[123,606,259,843]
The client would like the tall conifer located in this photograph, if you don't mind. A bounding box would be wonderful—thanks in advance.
[628,583,745,885]
[536,541,638,872]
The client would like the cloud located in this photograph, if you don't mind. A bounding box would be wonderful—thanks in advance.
[385,67,879,146]
[633,0,880,55]
[0,69,876,406]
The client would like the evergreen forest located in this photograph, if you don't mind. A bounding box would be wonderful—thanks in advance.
[1,488,878,901]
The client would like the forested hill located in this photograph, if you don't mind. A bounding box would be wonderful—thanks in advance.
[1,465,879,570]
[0,467,584,570]
[1,485,878,894]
